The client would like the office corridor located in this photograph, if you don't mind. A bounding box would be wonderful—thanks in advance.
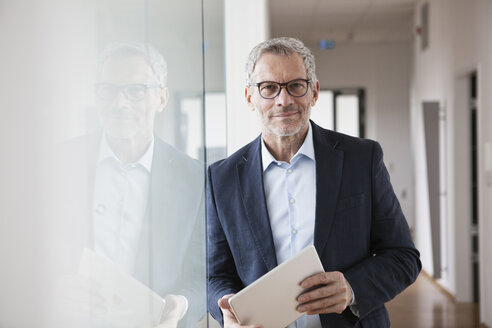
[387,273,481,327]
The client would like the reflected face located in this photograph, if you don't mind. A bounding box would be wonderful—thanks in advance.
[96,55,168,141]
[246,53,319,138]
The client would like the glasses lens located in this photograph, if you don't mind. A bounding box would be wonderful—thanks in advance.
[95,84,118,101]
[124,84,147,102]
[258,82,280,99]
[287,79,308,97]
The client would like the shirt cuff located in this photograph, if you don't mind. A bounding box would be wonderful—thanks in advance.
[349,286,360,317]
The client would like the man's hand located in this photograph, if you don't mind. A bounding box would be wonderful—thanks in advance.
[156,294,188,328]
[296,271,353,315]
[218,294,263,328]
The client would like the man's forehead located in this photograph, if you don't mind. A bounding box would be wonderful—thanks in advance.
[253,52,306,82]
[101,55,149,72]
[99,55,156,82]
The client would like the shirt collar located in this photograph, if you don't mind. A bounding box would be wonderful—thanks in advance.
[261,121,315,172]
[98,134,154,173]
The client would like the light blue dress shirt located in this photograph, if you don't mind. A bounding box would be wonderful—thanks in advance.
[261,123,322,328]
[93,135,154,275]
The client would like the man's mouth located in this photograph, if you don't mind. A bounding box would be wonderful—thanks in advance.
[272,111,299,118]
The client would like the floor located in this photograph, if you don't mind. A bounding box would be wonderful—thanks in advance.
[387,273,481,328]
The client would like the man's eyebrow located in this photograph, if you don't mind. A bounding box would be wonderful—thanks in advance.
[256,78,307,83]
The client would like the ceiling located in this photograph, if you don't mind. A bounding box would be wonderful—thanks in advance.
[270,0,417,47]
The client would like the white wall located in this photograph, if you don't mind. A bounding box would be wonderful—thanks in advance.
[476,1,492,324]
[411,0,492,325]
[313,43,415,230]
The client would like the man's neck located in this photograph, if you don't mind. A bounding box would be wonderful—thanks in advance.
[262,126,309,163]
[106,134,153,164]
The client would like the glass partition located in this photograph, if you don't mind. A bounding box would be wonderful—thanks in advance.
[0,0,224,327]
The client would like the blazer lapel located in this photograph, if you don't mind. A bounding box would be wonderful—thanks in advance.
[237,137,278,271]
[311,122,344,256]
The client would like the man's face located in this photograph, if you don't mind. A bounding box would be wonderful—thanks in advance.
[96,55,168,141]
[245,53,319,138]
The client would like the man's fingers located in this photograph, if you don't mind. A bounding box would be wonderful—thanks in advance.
[300,271,344,288]
[222,308,263,328]
[222,308,237,321]
[306,303,346,315]
[297,293,348,314]
[296,271,353,316]
[297,284,339,303]
[219,294,263,328]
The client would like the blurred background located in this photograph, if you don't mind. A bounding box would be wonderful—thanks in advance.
[0,0,491,327]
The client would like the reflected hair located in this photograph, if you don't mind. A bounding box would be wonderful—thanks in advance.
[98,41,168,87]
[245,37,316,85]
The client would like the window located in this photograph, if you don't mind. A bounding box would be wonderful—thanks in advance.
[312,89,365,138]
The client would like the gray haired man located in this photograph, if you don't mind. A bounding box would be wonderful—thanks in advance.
[207,37,421,328]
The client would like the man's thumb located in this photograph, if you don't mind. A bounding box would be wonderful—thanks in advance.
[218,294,233,310]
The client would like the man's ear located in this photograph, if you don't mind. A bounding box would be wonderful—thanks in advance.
[311,80,320,107]
[157,87,169,113]
[245,86,255,111]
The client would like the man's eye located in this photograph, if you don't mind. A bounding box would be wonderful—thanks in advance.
[126,86,145,95]
[261,84,276,90]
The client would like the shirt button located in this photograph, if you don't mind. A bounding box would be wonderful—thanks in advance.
[290,198,295,204]
[292,229,298,235]
[95,203,106,215]
[288,169,293,173]
[277,162,282,166]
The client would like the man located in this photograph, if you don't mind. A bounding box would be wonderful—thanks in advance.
[207,37,421,328]
[55,42,205,328]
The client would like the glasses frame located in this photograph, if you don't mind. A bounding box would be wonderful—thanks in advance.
[250,78,312,99]
[94,83,162,102]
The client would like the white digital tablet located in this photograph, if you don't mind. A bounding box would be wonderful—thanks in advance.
[77,248,166,327]
[228,245,325,327]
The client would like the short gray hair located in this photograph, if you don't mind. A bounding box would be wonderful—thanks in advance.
[245,37,316,85]
[98,41,168,87]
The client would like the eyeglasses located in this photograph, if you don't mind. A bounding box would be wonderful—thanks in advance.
[250,78,311,99]
[94,83,162,102]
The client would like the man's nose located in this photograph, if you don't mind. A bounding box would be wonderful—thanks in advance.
[275,87,294,106]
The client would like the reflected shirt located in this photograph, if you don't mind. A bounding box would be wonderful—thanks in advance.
[93,135,153,275]
[261,123,321,328]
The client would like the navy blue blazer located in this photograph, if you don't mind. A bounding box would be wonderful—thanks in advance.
[207,121,421,327]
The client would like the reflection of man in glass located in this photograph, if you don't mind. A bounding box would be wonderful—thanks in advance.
[95,43,167,165]
[59,42,205,328]
[93,43,170,275]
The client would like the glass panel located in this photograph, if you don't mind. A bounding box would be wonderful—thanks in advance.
[203,1,226,325]
[0,0,226,327]
[336,94,359,137]
[205,93,227,164]
[203,0,227,166]
[181,96,204,160]
[311,90,334,130]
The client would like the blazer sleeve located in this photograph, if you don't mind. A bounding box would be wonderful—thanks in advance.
[206,165,244,325]
[343,141,421,318]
